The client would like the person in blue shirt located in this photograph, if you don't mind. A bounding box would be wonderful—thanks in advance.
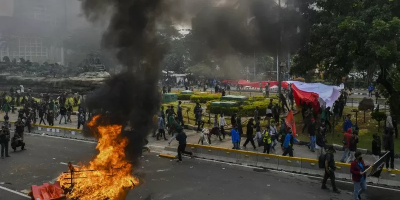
[282,128,299,157]
[368,85,374,97]
[343,114,353,133]
[231,125,240,149]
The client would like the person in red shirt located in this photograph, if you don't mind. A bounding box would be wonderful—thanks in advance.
[350,152,370,200]
[340,128,353,162]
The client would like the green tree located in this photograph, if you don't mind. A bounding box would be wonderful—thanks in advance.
[292,0,400,116]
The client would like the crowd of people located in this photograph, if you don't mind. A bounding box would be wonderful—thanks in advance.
[0,90,91,159]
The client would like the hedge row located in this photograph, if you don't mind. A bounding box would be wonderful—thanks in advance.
[190,94,221,103]
[177,94,192,100]
[209,99,279,117]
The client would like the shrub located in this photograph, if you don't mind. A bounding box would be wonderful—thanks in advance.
[208,99,278,117]
[249,96,266,101]
[190,94,221,103]
[177,94,192,100]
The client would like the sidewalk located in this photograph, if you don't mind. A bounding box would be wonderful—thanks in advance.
[152,129,400,168]
[2,111,80,129]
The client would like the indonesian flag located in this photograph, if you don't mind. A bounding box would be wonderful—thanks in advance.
[285,110,297,137]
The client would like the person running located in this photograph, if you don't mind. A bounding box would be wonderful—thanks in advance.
[168,117,183,145]
[176,131,193,163]
[350,151,370,200]
[243,118,256,150]
[321,146,341,194]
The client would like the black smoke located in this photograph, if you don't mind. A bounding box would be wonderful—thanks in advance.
[80,0,177,163]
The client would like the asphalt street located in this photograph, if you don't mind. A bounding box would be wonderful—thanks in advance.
[0,134,398,200]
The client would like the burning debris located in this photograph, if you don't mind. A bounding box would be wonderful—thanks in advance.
[58,115,139,200]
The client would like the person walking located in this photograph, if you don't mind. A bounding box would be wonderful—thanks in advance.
[59,106,67,124]
[77,112,85,129]
[168,117,183,145]
[219,113,227,139]
[0,125,11,159]
[368,85,374,97]
[316,124,327,158]
[253,117,262,146]
[350,152,370,200]
[236,113,243,145]
[157,115,167,140]
[346,132,359,163]
[282,128,297,157]
[231,125,240,149]
[38,108,46,125]
[383,125,396,171]
[243,119,256,150]
[321,146,340,194]
[254,107,259,123]
[302,105,312,133]
[177,101,184,127]
[269,121,278,152]
[176,131,193,163]
[340,128,353,163]
[47,112,54,126]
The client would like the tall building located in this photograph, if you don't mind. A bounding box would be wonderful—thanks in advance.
[0,0,69,63]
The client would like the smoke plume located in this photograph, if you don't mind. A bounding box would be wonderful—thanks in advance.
[81,0,180,163]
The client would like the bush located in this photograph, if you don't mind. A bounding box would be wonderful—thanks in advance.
[249,96,266,101]
[190,94,221,103]
[371,112,387,122]
[177,94,192,100]
[208,99,278,116]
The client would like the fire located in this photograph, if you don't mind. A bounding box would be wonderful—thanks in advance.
[58,115,139,200]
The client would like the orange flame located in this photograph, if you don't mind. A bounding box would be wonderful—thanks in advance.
[58,115,139,200]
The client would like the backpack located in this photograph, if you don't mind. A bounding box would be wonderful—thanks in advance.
[318,153,327,168]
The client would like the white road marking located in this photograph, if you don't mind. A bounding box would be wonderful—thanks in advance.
[0,186,30,199]
[26,133,97,144]
[59,162,80,167]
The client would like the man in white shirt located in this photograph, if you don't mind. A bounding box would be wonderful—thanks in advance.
[219,114,227,139]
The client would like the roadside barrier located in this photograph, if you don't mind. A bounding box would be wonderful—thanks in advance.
[186,143,400,188]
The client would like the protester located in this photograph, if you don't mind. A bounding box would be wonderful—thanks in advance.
[236,113,243,145]
[371,133,381,162]
[302,105,312,133]
[253,117,262,146]
[263,128,272,154]
[176,131,193,163]
[243,118,256,150]
[231,125,240,149]
[269,121,278,152]
[47,111,54,126]
[350,152,370,200]
[346,130,359,163]
[340,128,353,163]
[77,112,84,129]
[230,113,237,128]
[383,123,396,171]
[177,101,184,126]
[67,104,73,123]
[321,146,340,194]
[368,85,374,97]
[343,114,353,133]
[168,117,183,145]
[307,118,316,152]
[282,128,297,157]
[254,106,259,123]
[316,124,327,158]
[59,106,67,124]
[15,118,25,139]
[157,115,167,140]
[219,113,227,139]
[0,125,11,159]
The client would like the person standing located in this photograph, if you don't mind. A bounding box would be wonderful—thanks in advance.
[243,119,256,150]
[254,107,259,123]
[343,114,353,133]
[263,128,272,154]
[59,106,67,124]
[2,101,11,115]
[177,101,184,127]
[308,119,316,152]
[371,133,381,162]
[231,125,240,149]
[236,113,243,145]
[265,82,270,97]
[67,104,73,123]
[302,105,312,133]
[157,115,167,140]
[230,113,237,128]
[350,152,370,200]
[219,113,227,139]
[176,131,193,163]
[383,126,395,171]
[0,125,11,159]
[368,85,374,97]
[321,146,340,194]
[340,128,353,163]
[253,117,262,146]
[39,108,46,125]
[77,112,85,129]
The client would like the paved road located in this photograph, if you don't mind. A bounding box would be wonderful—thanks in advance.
[0,134,399,200]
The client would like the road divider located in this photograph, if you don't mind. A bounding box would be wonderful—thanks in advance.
[185,143,400,188]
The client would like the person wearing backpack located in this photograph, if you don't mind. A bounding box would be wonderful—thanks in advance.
[346,133,359,163]
[282,128,298,157]
[321,146,340,194]
[340,128,353,163]
[350,152,370,200]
